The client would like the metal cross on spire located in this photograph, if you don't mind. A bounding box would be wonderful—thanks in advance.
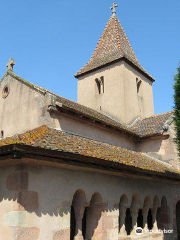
[110,2,118,16]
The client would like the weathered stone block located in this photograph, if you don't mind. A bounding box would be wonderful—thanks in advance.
[5,211,26,227]
[12,227,40,240]
[102,216,114,230]
[53,229,70,240]
[6,172,28,191]
[151,233,163,238]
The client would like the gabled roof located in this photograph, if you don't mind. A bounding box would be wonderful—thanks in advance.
[131,112,174,137]
[75,15,155,81]
[2,71,172,139]
[3,71,135,137]
[0,125,179,179]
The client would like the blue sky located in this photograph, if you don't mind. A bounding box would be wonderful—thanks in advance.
[0,0,179,114]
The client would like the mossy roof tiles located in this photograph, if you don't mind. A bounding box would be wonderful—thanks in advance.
[131,112,174,137]
[0,125,179,177]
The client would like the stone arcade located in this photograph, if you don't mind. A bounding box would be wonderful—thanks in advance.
[0,4,180,240]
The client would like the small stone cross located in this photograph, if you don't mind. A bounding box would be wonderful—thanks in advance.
[110,2,118,16]
[6,58,15,71]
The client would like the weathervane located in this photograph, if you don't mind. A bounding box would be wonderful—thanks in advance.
[110,2,118,16]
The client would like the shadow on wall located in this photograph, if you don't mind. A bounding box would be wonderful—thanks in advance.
[0,164,174,240]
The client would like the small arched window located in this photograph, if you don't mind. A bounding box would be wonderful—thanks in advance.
[136,78,142,94]
[2,85,10,99]
[95,77,104,94]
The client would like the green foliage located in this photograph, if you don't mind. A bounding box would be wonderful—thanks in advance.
[174,63,180,156]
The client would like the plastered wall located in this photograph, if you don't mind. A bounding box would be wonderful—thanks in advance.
[77,60,154,124]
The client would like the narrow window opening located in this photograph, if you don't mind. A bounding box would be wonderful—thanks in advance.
[137,209,143,228]
[95,78,101,94]
[147,209,153,230]
[100,76,104,93]
[95,77,104,94]
[136,78,142,94]
[2,85,10,99]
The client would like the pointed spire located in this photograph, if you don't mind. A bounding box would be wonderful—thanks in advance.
[110,2,118,16]
[75,15,154,81]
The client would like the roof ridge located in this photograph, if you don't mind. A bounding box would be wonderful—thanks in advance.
[75,15,154,81]
[115,16,138,63]
[5,71,168,139]
[114,16,122,51]
[7,71,137,135]
[143,111,174,119]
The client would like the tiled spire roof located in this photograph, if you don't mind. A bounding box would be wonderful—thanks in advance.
[75,15,154,81]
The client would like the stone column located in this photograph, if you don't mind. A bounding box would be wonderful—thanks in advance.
[167,207,173,231]
[103,205,119,240]
[142,208,149,231]
[152,208,158,230]
[73,204,85,240]
[130,207,139,235]
[119,205,127,237]
[6,169,40,239]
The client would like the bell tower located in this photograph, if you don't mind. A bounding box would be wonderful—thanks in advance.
[75,3,154,125]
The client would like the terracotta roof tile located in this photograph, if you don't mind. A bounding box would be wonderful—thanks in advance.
[131,112,174,137]
[5,71,136,137]
[3,72,172,139]
[75,15,154,81]
[0,125,179,177]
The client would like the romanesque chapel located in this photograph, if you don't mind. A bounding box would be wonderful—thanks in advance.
[0,3,180,240]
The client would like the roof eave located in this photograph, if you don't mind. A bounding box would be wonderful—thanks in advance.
[75,57,155,82]
[0,144,179,182]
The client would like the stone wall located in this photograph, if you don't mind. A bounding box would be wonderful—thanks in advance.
[0,74,47,138]
[0,162,179,240]
[136,123,180,169]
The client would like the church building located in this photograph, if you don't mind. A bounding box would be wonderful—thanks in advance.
[0,3,180,240]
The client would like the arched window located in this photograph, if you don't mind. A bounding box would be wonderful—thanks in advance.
[147,209,153,230]
[95,77,104,94]
[125,208,132,235]
[137,209,143,228]
[119,194,128,235]
[157,197,169,230]
[70,190,86,240]
[136,78,142,94]
[82,206,88,239]
[85,193,103,239]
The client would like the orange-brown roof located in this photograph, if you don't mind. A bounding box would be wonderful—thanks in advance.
[0,125,179,177]
[131,112,174,137]
[75,15,154,81]
[6,71,171,140]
